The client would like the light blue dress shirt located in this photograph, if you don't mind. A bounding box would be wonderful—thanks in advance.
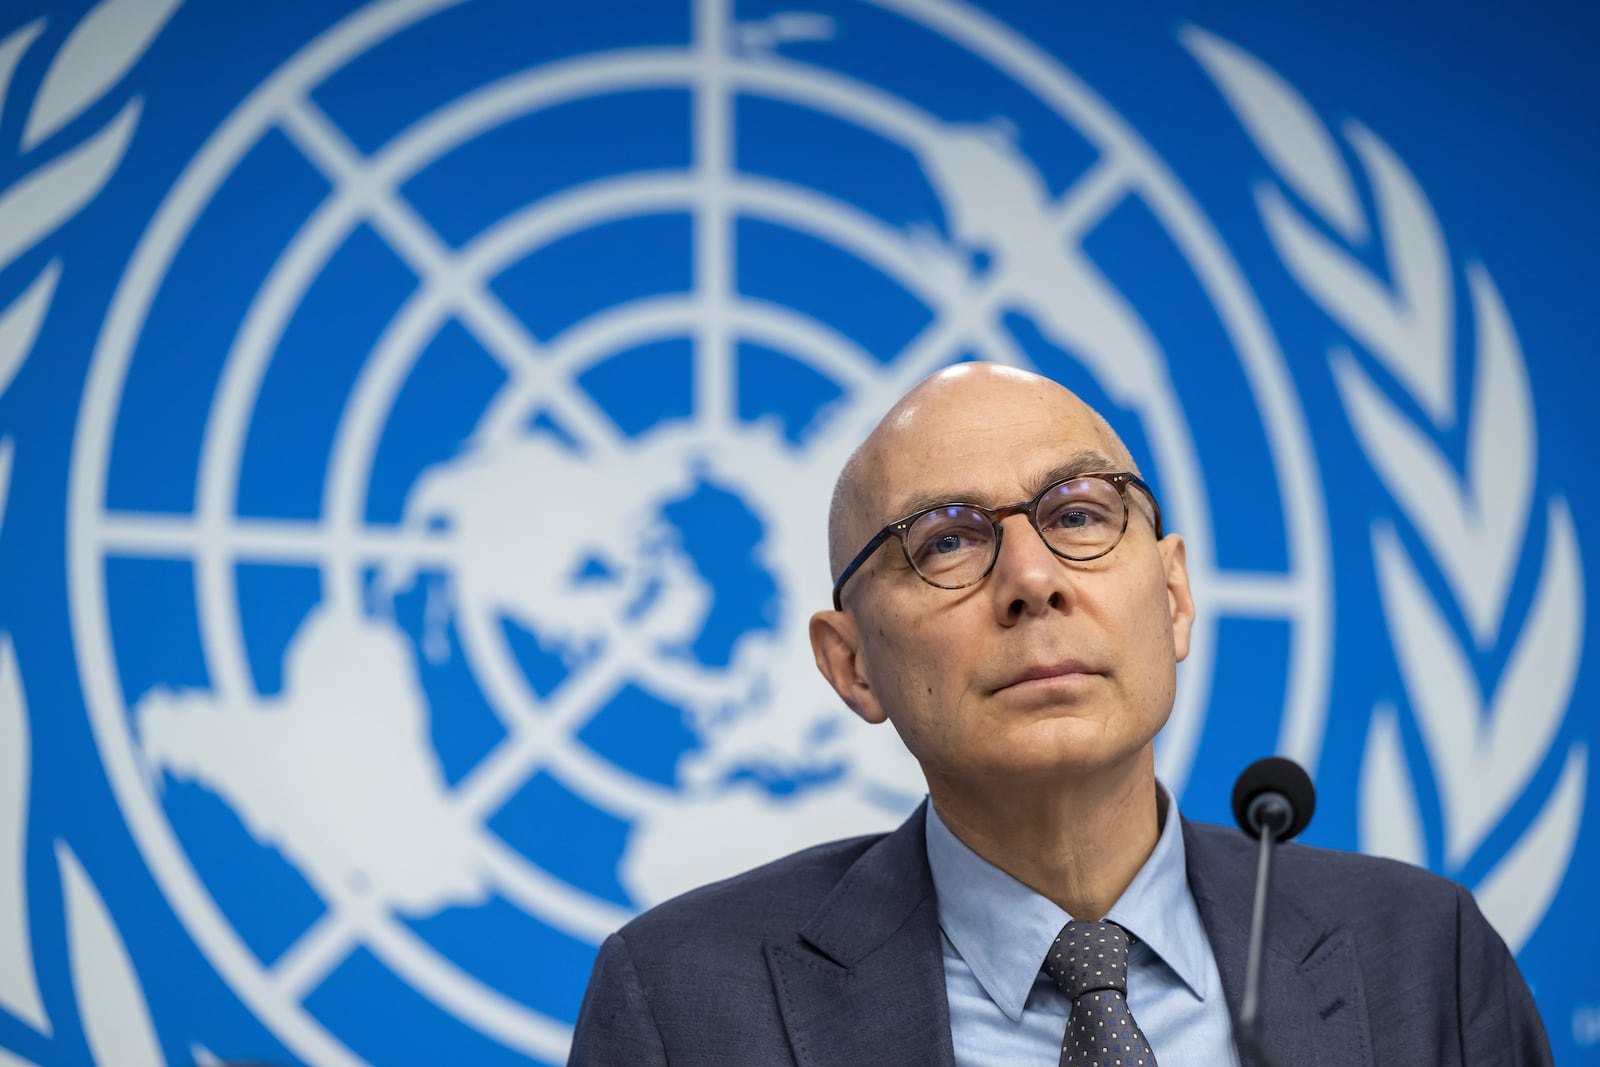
[925,789,1240,1067]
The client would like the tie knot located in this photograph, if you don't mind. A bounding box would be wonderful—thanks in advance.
[1041,920,1132,999]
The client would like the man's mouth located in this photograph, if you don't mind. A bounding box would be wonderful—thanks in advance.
[995,660,1100,693]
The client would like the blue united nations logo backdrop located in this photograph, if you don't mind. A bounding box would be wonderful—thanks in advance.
[0,1,1594,1063]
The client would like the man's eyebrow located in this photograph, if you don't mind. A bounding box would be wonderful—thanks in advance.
[886,449,1121,519]
[1027,450,1123,494]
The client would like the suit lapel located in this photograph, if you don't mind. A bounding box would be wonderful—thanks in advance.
[1183,821,1374,1067]
[766,804,957,1067]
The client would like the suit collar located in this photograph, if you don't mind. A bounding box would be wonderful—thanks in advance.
[763,809,1378,1067]
[767,803,957,1067]
[1183,819,1375,1067]
[797,802,937,966]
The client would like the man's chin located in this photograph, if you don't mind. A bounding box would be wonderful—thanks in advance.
[977,733,1153,785]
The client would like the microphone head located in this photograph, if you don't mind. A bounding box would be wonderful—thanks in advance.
[1231,756,1316,841]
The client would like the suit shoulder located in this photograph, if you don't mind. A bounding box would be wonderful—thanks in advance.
[614,831,887,946]
[1186,819,1469,916]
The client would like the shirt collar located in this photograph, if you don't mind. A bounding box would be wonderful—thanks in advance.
[924,784,1212,1022]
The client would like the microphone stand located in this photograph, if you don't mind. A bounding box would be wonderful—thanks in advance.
[1236,793,1288,1067]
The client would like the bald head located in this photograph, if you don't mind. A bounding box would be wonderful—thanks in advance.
[827,363,1139,581]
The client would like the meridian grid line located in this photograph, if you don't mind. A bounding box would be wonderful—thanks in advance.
[818,154,1142,446]
[262,661,641,1008]
[477,838,635,940]
[692,0,737,428]
[360,911,574,1059]
[94,512,456,567]
[1205,572,1309,614]
[269,911,363,1001]
[1050,155,1136,243]
[451,616,710,824]
[273,899,575,1058]
[277,96,626,458]
[450,650,637,817]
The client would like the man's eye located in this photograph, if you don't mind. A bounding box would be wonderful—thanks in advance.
[910,522,990,567]
[1048,506,1107,528]
[915,530,979,561]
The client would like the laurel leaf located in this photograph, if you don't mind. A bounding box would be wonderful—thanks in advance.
[1330,347,1463,552]
[57,841,168,1067]
[1180,26,1366,243]
[1477,499,1583,831]
[0,99,140,274]
[1331,264,1533,648]
[1371,523,1481,866]
[1262,120,1454,427]
[0,262,60,403]
[1339,122,1455,426]
[1222,31,1584,950]
[1358,703,1427,866]
[0,633,50,1037]
[1455,262,1536,644]
[1260,186,1424,384]
[22,0,180,150]
[1474,744,1587,953]
[0,18,45,119]
[1374,500,1582,868]
[1330,340,1528,649]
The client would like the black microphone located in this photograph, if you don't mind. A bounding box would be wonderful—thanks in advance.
[1232,756,1315,843]
[1230,757,1316,1067]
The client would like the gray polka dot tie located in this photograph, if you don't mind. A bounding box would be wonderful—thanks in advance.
[1041,920,1158,1067]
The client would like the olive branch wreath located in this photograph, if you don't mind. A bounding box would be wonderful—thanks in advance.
[1185,27,1587,954]
[0,2,183,1065]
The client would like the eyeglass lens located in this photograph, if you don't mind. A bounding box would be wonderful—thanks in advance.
[904,477,1127,587]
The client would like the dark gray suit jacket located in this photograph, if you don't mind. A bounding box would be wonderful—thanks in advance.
[568,805,1551,1065]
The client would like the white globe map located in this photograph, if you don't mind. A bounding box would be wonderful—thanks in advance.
[66,0,1329,1062]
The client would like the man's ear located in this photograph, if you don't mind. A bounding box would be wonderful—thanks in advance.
[809,609,887,724]
[1160,533,1196,663]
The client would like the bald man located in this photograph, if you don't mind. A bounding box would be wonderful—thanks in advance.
[568,365,1550,1067]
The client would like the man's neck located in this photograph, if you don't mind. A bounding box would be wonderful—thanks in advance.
[926,756,1163,920]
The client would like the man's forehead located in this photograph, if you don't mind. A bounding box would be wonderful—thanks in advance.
[867,382,1129,507]
[827,363,1136,571]
[883,446,1124,518]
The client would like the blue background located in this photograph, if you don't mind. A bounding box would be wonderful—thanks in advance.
[0,1,1594,1063]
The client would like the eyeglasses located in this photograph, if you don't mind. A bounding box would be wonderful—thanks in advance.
[830,471,1163,610]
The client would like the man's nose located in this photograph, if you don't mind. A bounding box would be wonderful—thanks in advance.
[988,514,1073,621]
